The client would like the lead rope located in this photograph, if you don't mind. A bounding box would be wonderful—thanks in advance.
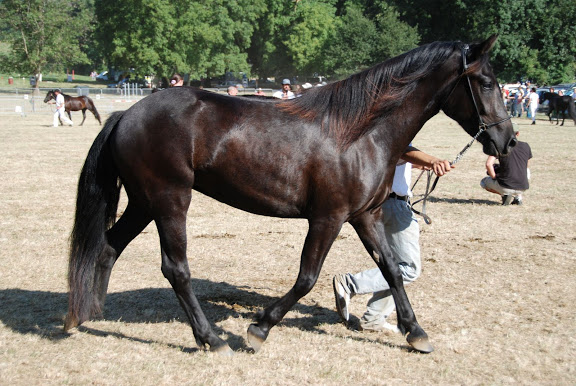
[410,44,511,224]
[410,44,485,225]
[409,130,483,225]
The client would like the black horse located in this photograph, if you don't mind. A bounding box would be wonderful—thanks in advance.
[65,35,516,355]
[44,90,102,125]
[539,92,576,125]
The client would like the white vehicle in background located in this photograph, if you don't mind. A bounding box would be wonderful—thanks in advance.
[95,71,108,81]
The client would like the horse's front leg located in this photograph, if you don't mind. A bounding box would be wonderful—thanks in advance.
[350,210,433,353]
[80,108,87,126]
[247,217,343,352]
[154,189,233,356]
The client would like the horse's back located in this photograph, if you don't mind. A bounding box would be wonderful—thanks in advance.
[109,87,377,218]
[111,88,312,215]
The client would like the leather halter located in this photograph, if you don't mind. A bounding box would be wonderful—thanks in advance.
[453,44,511,164]
[411,44,511,224]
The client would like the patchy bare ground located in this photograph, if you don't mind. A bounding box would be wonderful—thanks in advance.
[0,109,575,384]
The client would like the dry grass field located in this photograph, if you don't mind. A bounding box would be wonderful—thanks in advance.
[1,105,575,385]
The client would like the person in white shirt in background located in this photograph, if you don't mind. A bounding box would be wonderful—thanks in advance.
[527,87,539,125]
[273,79,295,99]
[53,89,73,127]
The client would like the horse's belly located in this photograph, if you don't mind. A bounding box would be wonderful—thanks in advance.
[193,169,305,218]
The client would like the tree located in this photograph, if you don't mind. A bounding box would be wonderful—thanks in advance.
[322,5,377,78]
[0,0,92,85]
[370,2,419,62]
[283,1,336,77]
[387,0,575,84]
[321,2,419,79]
[95,0,266,84]
[530,0,576,84]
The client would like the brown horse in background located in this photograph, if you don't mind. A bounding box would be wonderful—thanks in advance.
[44,90,102,125]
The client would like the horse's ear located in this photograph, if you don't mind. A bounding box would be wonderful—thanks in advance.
[479,34,498,55]
[467,34,498,63]
[472,35,498,56]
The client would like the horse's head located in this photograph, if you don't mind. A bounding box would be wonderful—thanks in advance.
[538,92,551,104]
[442,35,517,158]
[43,90,55,103]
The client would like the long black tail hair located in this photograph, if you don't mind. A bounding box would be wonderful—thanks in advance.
[66,111,124,329]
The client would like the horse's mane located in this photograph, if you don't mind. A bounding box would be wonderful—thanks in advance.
[281,41,461,148]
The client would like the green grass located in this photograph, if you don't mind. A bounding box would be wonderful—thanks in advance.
[0,72,109,89]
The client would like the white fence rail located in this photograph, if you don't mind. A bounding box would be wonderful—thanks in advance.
[0,87,151,117]
[0,86,272,119]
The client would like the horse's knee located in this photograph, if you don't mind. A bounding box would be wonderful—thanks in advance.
[292,275,316,297]
[161,261,191,290]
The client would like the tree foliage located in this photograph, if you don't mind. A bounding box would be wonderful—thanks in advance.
[0,0,574,85]
[388,0,576,84]
[322,3,419,79]
[0,0,92,78]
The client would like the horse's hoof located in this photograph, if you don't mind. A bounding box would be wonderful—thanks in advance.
[406,334,434,353]
[63,313,79,331]
[211,343,234,357]
[247,323,267,353]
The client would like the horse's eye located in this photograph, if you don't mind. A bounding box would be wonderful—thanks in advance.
[483,82,493,90]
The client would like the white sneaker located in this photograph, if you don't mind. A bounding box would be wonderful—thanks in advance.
[360,320,400,334]
[333,274,353,322]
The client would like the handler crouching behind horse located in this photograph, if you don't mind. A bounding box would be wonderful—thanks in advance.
[480,130,532,205]
[52,89,73,127]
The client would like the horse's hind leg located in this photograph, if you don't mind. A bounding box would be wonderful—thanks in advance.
[80,109,87,126]
[350,211,433,353]
[247,218,342,352]
[154,190,232,355]
[93,202,153,311]
[64,202,152,331]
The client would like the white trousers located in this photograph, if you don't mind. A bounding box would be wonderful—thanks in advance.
[53,108,73,127]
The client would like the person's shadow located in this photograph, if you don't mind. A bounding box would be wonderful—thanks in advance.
[1,279,399,353]
[425,196,500,205]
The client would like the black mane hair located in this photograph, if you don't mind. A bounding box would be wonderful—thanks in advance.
[281,41,461,148]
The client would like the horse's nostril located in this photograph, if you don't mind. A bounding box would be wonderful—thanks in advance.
[509,137,518,148]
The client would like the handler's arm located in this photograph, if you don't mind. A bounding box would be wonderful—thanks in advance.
[402,146,454,176]
[486,156,497,179]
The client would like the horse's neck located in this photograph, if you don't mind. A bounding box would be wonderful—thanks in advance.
[372,61,460,155]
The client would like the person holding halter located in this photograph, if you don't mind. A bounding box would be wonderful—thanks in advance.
[333,146,453,333]
[52,89,73,127]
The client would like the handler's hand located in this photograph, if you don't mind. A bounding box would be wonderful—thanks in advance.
[430,159,454,176]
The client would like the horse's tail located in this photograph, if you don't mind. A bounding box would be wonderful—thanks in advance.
[87,97,102,124]
[65,111,124,331]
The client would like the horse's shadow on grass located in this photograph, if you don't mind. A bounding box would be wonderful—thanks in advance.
[0,280,408,352]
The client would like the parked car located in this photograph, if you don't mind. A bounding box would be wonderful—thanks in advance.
[107,77,131,88]
[96,71,108,81]
[548,83,575,96]
[535,88,551,113]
